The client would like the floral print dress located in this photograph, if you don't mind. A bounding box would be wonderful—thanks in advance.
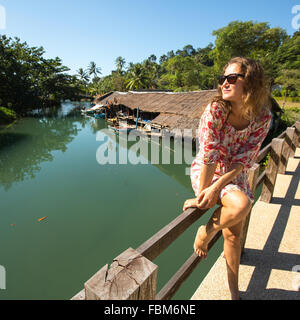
[190,102,272,203]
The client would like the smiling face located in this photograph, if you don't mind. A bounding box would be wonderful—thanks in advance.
[221,63,245,107]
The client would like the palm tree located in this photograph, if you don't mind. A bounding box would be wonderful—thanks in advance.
[115,56,126,73]
[77,68,89,83]
[148,54,157,63]
[143,59,159,89]
[126,63,149,90]
[159,55,168,64]
[76,68,90,96]
[88,61,102,80]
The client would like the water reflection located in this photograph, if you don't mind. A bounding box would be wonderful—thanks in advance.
[92,119,196,191]
[0,101,195,192]
[0,102,90,191]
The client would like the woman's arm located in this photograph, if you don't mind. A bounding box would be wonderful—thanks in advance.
[212,163,244,193]
[197,162,218,197]
[197,163,243,209]
[183,163,217,211]
[184,102,228,212]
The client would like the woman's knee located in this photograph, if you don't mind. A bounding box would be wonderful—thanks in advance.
[222,191,252,219]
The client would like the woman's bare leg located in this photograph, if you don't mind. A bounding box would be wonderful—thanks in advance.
[193,190,251,299]
[223,221,244,300]
[193,190,251,257]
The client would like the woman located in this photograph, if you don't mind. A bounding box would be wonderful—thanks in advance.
[183,57,272,300]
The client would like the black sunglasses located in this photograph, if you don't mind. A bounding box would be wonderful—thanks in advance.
[218,73,245,85]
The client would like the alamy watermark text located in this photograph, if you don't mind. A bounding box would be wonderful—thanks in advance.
[292,5,300,30]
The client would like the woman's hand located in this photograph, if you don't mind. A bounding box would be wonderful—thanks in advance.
[183,185,220,211]
[183,198,199,211]
[197,185,220,209]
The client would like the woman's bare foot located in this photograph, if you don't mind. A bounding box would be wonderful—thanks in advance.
[193,225,216,258]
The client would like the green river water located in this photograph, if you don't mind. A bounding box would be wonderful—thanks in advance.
[0,102,226,300]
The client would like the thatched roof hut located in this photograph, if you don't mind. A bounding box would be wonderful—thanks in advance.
[94,90,218,137]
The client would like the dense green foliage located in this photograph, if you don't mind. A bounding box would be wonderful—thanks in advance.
[0,106,17,125]
[81,21,299,95]
[0,35,82,116]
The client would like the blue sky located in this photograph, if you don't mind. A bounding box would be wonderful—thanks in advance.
[0,0,298,76]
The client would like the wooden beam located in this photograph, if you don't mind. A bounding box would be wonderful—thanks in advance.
[136,207,208,261]
[295,121,300,147]
[156,231,222,300]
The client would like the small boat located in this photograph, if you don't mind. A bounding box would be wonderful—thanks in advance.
[83,104,105,115]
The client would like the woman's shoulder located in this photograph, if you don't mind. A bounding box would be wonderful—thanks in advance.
[199,101,229,130]
[205,101,229,118]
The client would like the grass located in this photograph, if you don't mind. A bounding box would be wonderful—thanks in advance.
[275,100,300,127]
[275,99,300,109]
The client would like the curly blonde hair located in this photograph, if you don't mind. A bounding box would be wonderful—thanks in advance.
[211,57,271,120]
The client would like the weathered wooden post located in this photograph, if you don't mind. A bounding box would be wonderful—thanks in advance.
[260,138,284,203]
[287,127,297,160]
[84,248,158,300]
[240,163,260,253]
[295,121,300,148]
[278,128,296,174]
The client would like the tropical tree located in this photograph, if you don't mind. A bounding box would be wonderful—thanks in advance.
[195,43,214,67]
[0,35,80,114]
[182,45,196,57]
[148,54,157,63]
[115,56,126,74]
[159,54,168,64]
[88,61,102,80]
[126,63,149,90]
[276,31,300,70]
[77,68,89,83]
[212,21,288,75]
[143,58,160,89]
[76,68,90,95]
[276,69,300,106]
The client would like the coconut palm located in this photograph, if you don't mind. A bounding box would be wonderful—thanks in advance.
[126,63,149,90]
[77,68,90,83]
[88,61,102,79]
[115,56,126,73]
[76,68,90,96]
